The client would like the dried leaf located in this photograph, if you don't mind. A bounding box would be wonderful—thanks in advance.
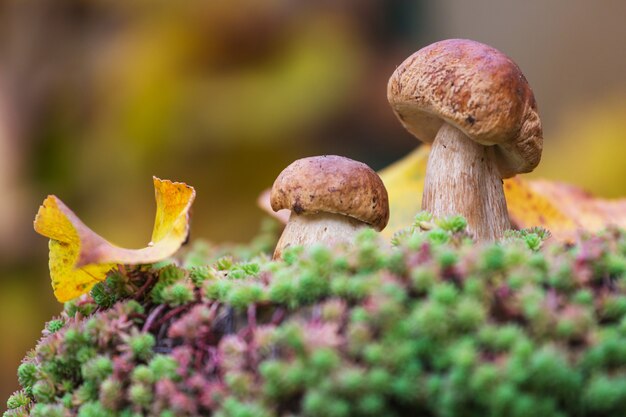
[504,176,577,239]
[512,179,626,241]
[34,177,195,302]
[257,188,289,224]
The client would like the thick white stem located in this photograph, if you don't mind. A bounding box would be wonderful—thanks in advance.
[273,212,368,260]
[422,123,510,241]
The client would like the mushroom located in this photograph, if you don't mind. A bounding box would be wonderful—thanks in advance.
[270,155,389,259]
[387,39,543,241]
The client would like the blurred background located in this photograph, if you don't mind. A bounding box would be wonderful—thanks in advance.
[1,0,626,402]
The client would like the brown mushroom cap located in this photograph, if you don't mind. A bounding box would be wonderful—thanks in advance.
[387,39,543,178]
[270,155,389,231]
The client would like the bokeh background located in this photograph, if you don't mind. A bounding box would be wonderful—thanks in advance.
[1,0,626,403]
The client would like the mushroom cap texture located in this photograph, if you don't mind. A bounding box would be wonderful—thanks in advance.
[270,155,389,231]
[387,39,543,178]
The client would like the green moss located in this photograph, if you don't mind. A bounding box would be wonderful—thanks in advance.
[45,319,65,334]
[9,216,626,416]
[148,355,179,380]
[91,271,132,308]
[99,378,122,410]
[6,391,30,410]
[16,363,37,393]
[128,383,152,408]
[77,401,115,417]
[125,332,155,362]
[160,282,195,306]
[30,403,67,417]
[31,380,55,404]
[82,356,113,382]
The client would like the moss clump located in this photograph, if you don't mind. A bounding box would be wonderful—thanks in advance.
[7,216,626,416]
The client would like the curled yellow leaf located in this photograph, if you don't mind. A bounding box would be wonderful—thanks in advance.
[34,177,196,302]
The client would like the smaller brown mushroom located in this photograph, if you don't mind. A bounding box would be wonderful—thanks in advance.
[270,155,389,259]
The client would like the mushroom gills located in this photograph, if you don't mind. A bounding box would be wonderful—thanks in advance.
[273,212,369,259]
[422,123,510,241]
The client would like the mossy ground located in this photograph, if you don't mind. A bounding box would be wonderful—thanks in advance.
[6,215,626,417]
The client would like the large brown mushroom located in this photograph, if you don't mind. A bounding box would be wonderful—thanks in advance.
[388,39,543,241]
[270,155,389,259]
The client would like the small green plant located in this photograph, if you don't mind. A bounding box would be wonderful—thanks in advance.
[7,217,626,416]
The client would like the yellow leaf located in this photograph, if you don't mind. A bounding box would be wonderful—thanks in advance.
[504,177,577,240]
[510,179,626,241]
[34,177,195,302]
[378,146,430,239]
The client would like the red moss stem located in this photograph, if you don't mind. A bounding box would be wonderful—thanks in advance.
[152,304,194,330]
[142,304,166,332]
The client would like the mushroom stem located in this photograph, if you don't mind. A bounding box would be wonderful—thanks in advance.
[273,212,368,260]
[422,123,510,241]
